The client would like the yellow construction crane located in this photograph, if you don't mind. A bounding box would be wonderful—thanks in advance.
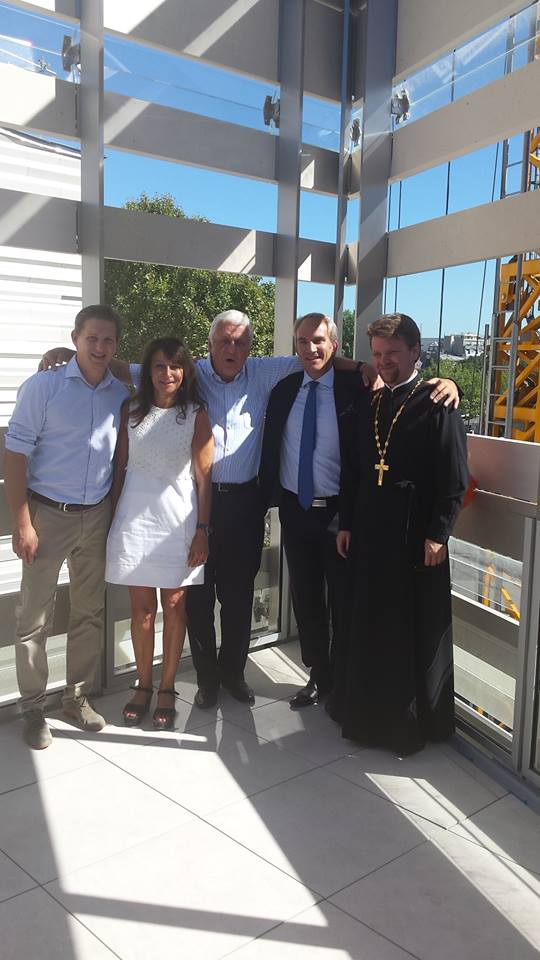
[489,127,540,441]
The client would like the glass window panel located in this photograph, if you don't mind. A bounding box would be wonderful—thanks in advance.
[383,276,398,314]
[534,671,540,774]
[346,196,359,244]
[393,268,444,340]
[507,132,525,164]
[105,151,277,234]
[505,162,524,196]
[450,537,520,743]
[297,280,334,320]
[0,246,81,428]
[0,635,68,704]
[450,538,522,620]
[394,2,538,127]
[302,95,340,152]
[394,133,526,228]
[393,261,494,431]
[299,190,337,243]
[396,55,453,126]
[441,260,495,340]
[453,30,507,101]
[0,130,80,200]
[448,145,500,214]
[348,105,363,156]
[0,0,79,80]
[341,284,356,359]
[387,182,400,232]
[252,507,281,641]
[104,33,276,134]
[398,165,448,227]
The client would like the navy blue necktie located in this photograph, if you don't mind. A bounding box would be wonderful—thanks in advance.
[298,380,318,510]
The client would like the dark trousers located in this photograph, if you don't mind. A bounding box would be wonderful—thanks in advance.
[279,489,349,693]
[186,481,265,688]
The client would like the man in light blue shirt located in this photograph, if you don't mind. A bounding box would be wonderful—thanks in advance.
[4,305,128,749]
[193,337,301,486]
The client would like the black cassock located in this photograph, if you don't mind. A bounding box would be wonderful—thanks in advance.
[331,374,469,755]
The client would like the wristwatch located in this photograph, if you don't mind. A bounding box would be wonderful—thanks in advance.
[196,522,211,534]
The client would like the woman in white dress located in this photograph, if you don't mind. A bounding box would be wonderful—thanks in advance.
[106,337,213,729]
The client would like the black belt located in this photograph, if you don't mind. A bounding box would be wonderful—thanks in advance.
[283,489,338,508]
[212,478,258,494]
[29,491,105,513]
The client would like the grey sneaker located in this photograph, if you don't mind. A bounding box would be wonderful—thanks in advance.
[63,695,105,731]
[23,710,53,750]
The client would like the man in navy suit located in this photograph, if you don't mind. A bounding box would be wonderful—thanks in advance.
[259,313,370,707]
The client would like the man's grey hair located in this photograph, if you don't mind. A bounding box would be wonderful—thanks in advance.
[294,312,339,345]
[209,309,253,345]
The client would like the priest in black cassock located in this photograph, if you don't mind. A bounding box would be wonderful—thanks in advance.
[331,313,469,757]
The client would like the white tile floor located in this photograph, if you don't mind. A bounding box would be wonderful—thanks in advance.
[1,640,539,960]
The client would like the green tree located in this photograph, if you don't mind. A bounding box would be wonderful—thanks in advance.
[342,308,355,359]
[104,192,276,361]
[423,356,484,424]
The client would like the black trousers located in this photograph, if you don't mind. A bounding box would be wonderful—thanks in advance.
[279,489,349,693]
[186,481,265,688]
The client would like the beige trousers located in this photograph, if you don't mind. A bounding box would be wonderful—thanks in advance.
[15,497,111,713]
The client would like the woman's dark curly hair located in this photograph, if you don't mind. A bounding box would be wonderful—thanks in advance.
[130,337,205,426]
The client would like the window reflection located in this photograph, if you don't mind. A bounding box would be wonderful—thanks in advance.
[450,538,519,741]
[394,2,538,128]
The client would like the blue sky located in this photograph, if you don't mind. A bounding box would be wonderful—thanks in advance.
[0,0,534,336]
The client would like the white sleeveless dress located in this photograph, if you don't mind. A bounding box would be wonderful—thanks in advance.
[105,403,204,588]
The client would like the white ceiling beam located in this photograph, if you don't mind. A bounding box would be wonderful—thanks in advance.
[396,0,526,82]
[387,188,540,277]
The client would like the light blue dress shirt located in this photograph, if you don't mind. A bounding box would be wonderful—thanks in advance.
[280,367,340,496]
[5,358,129,504]
[131,355,301,483]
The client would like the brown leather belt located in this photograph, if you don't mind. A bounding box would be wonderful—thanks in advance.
[29,491,105,513]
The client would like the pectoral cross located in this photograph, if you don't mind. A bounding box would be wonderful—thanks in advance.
[374,458,389,486]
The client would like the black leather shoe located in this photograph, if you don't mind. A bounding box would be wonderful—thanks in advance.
[289,681,318,709]
[194,686,219,709]
[222,678,255,705]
